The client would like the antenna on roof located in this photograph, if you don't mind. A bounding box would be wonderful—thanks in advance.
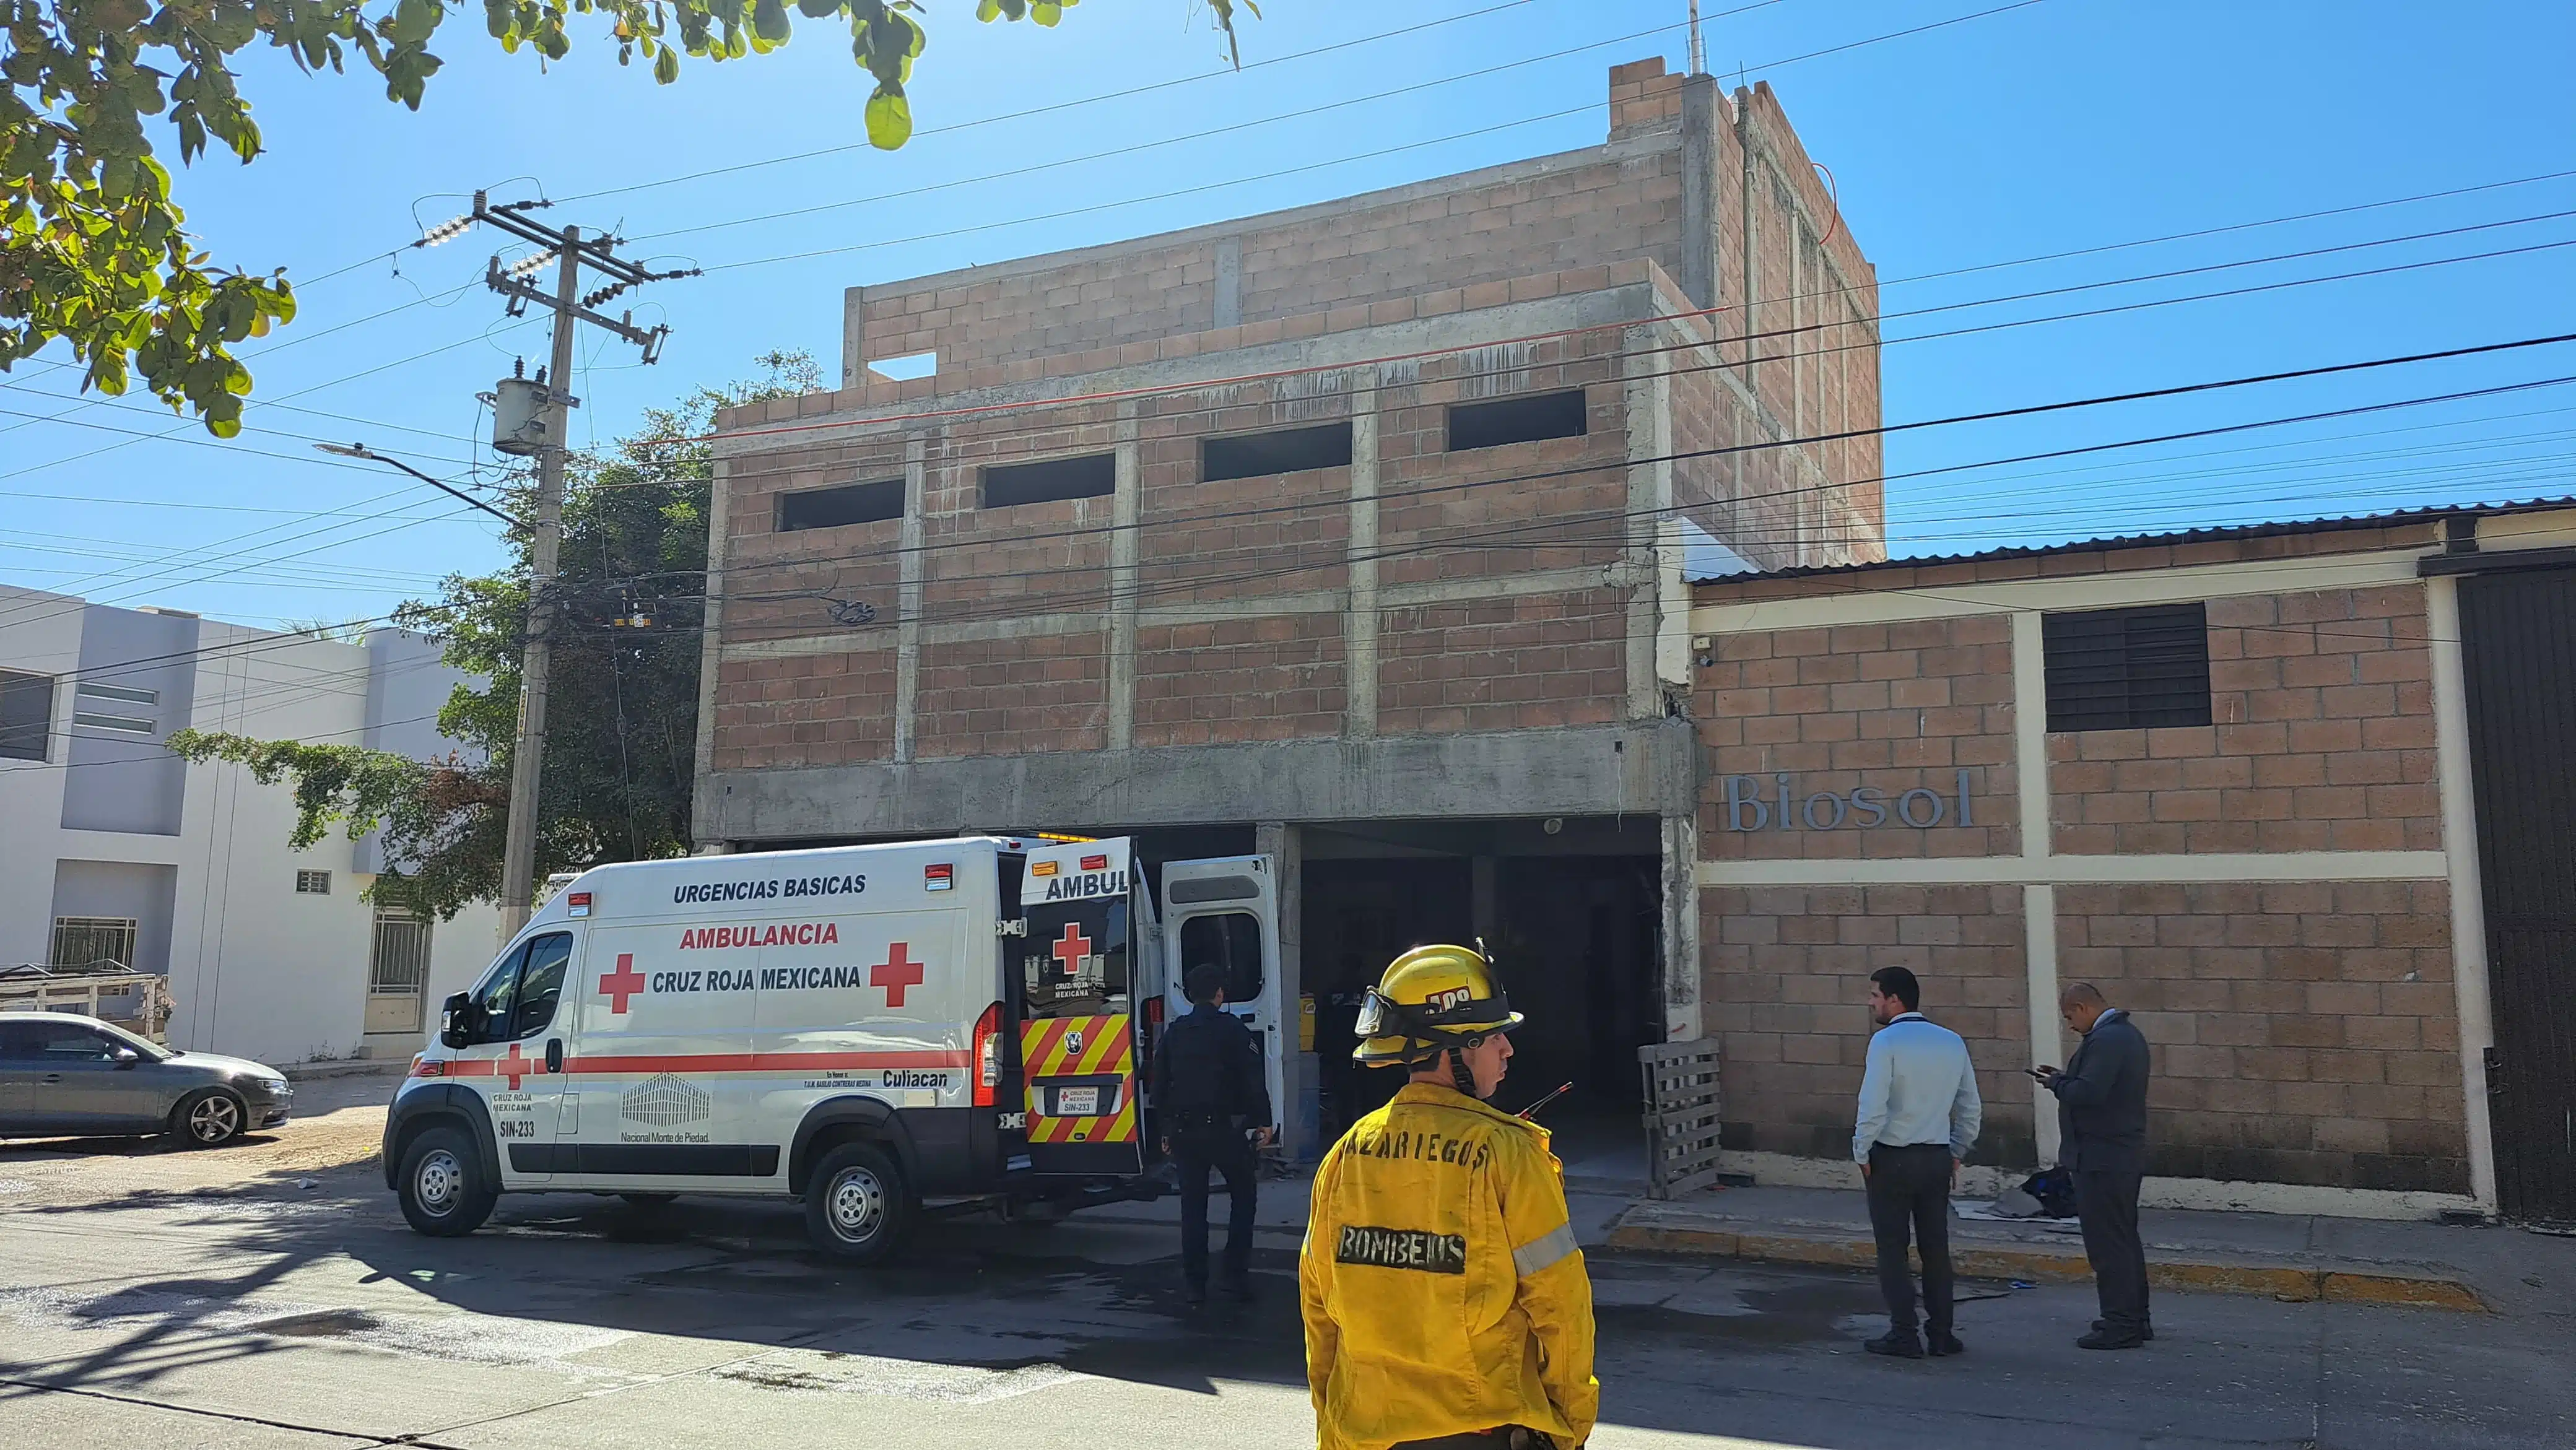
[1687,0,1705,76]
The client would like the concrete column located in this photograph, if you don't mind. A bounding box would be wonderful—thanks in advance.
[892,436,927,763]
[690,455,733,831]
[1470,856,1499,950]
[2012,609,2061,1167]
[2426,574,2499,1210]
[1677,74,1720,312]
[1256,820,1308,1159]
[1624,329,1675,720]
[1213,236,1243,330]
[1109,406,1141,750]
[1344,368,1381,739]
[1661,812,1703,1042]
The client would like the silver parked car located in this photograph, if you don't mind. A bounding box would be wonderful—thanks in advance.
[0,1012,292,1146]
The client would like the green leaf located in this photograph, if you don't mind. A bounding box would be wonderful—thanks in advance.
[752,0,790,42]
[1032,1,1060,24]
[653,42,679,80]
[863,85,911,148]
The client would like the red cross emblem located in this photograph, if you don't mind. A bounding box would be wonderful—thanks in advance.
[599,953,645,1014]
[1051,923,1092,978]
[872,942,925,1009]
[500,1041,538,1090]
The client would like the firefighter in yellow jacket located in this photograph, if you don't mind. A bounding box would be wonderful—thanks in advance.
[1300,945,1598,1450]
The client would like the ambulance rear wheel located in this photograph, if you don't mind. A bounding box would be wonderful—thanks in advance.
[806,1142,912,1264]
[398,1126,495,1237]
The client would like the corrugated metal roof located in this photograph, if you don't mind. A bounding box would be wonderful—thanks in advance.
[1700,495,2576,583]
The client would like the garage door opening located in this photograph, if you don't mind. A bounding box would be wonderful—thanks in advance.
[1300,817,1663,1187]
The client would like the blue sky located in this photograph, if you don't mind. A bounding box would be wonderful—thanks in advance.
[2,0,2570,628]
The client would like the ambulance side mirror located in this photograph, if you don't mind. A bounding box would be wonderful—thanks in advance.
[439,992,475,1049]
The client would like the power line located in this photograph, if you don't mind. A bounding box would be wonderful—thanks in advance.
[687,367,2576,632]
[562,0,1708,206]
[683,331,2576,595]
[692,0,2052,274]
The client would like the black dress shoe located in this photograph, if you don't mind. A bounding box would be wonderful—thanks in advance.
[1927,1332,1965,1357]
[1864,1331,1924,1358]
[1220,1278,1255,1302]
[1184,1282,1208,1305]
[2078,1327,2144,1350]
[2091,1319,2154,1342]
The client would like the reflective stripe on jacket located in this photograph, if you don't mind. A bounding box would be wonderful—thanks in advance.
[1299,1081,1599,1450]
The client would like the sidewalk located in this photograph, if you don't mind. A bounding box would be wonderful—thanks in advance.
[1609,1184,2576,1315]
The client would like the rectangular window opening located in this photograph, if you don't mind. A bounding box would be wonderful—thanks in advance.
[72,712,155,735]
[295,870,333,895]
[1446,388,1588,453]
[1201,422,1353,482]
[777,477,905,532]
[0,670,52,762]
[2042,602,2214,732]
[76,680,158,707]
[866,350,937,382]
[982,453,1115,510]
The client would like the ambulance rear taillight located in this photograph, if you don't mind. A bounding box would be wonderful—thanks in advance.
[973,1001,1004,1107]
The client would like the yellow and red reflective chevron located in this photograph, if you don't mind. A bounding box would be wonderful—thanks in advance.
[1020,1014,1139,1144]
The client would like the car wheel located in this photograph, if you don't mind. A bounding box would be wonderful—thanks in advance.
[398,1126,496,1237]
[619,1192,679,1208]
[170,1088,247,1147]
[803,1142,913,1264]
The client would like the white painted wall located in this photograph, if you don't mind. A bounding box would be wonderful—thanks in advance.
[1,586,501,1066]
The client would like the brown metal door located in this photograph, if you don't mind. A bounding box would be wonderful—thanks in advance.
[2458,566,2576,1224]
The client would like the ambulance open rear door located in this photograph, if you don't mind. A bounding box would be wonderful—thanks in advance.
[1014,839,1147,1176]
[1159,855,1285,1142]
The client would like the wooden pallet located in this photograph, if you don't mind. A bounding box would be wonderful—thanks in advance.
[1637,1038,1724,1200]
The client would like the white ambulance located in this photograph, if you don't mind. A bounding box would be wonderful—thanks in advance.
[381,835,1285,1262]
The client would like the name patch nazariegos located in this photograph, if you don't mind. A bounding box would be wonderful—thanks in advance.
[1336,1225,1468,1274]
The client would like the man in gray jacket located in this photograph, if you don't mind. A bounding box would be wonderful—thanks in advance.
[2036,981,2152,1349]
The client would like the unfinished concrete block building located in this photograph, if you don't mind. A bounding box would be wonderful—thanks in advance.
[695,59,1880,1159]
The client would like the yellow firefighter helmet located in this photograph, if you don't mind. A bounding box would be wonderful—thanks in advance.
[1352,943,1523,1068]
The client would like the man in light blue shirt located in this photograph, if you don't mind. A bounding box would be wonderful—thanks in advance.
[1852,965,1982,1360]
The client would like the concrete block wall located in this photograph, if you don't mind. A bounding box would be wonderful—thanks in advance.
[1704,882,2036,1166]
[1698,615,2019,860]
[2050,584,2440,855]
[2054,879,2465,1193]
[1686,520,2499,1212]
[707,54,1887,798]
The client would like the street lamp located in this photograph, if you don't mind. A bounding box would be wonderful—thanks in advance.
[313,443,524,527]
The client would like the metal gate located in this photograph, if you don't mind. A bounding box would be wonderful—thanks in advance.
[366,908,433,1035]
[2458,566,2576,1224]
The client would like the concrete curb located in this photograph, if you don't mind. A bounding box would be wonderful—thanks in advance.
[281,1059,407,1082]
[1604,1220,2489,1313]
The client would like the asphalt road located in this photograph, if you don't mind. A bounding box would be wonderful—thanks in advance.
[1,1113,2569,1449]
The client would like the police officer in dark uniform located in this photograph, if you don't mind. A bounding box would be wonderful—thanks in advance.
[1153,963,1274,1303]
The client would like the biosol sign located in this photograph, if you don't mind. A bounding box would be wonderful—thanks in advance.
[1720,770,1978,831]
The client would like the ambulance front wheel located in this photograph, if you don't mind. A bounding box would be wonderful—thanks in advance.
[398,1126,496,1237]
[805,1142,914,1264]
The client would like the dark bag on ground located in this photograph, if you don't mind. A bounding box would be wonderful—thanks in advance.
[2022,1167,2079,1218]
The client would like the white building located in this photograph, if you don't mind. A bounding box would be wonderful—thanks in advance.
[0,585,503,1066]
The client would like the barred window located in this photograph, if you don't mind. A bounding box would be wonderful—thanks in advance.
[295,870,333,895]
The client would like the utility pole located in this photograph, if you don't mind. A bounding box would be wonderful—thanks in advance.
[423,192,698,937]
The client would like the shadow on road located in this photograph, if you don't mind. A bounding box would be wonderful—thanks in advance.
[4,1160,1315,1403]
